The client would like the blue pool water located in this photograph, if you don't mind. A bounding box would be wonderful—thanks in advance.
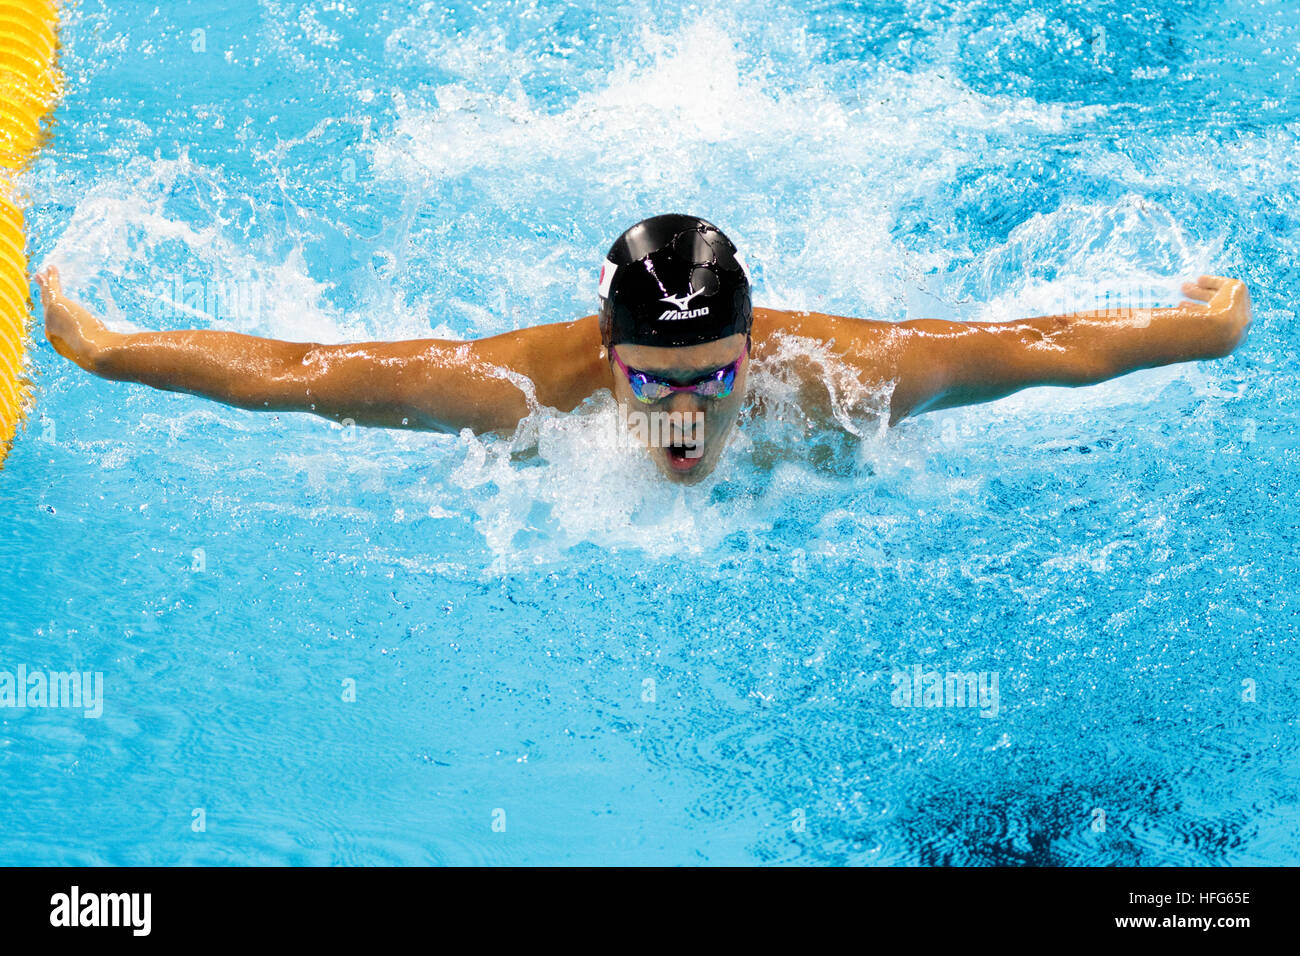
[2,0,1298,864]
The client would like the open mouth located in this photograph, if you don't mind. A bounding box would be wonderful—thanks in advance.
[664,442,703,472]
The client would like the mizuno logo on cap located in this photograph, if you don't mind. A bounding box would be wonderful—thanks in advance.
[660,287,707,310]
[657,306,709,322]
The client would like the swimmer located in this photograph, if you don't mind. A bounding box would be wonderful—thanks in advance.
[35,213,1252,483]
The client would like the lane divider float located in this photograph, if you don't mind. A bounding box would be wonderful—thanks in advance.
[0,0,61,467]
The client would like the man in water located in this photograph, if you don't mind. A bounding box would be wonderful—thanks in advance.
[36,213,1252,483]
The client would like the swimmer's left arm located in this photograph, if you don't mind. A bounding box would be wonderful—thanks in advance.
[884,275,1252,422]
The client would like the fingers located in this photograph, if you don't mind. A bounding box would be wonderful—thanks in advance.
[31,265,62,304]
[1178,299,1209,311]
[1181,281,1213,302]
[32,275,51,312]
[1198,275,1249,311]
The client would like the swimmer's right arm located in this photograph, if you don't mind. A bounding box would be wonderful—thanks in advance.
[35,267,608,434]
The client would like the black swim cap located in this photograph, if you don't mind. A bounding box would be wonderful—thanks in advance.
[598,214,751,349]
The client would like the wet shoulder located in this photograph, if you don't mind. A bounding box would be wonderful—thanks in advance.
[751,307,893,358]
[548,314,614,406]
[477,314,612,411]
[745,307,897,431]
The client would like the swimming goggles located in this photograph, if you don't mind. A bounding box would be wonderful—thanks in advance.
[610,336,749,404]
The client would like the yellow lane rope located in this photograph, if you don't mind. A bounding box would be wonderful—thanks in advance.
[0,0,61,467]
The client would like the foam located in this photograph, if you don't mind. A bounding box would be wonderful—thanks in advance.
[29,5,1272,568]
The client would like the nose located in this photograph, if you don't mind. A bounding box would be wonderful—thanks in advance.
[664,391,705,417]
[661,392,705,442]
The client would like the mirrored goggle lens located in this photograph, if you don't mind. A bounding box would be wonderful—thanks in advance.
[629,364,738,402]
[692,367,736,398]
[630,376,674,402]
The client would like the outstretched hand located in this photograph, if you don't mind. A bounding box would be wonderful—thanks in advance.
[33,266,118,372]
[1179,274,1252,357]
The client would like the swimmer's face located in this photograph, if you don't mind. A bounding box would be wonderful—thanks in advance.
[609,333,749,484]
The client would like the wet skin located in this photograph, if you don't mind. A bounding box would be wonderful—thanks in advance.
[608,334,749,484]
[35,266,1252,484]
